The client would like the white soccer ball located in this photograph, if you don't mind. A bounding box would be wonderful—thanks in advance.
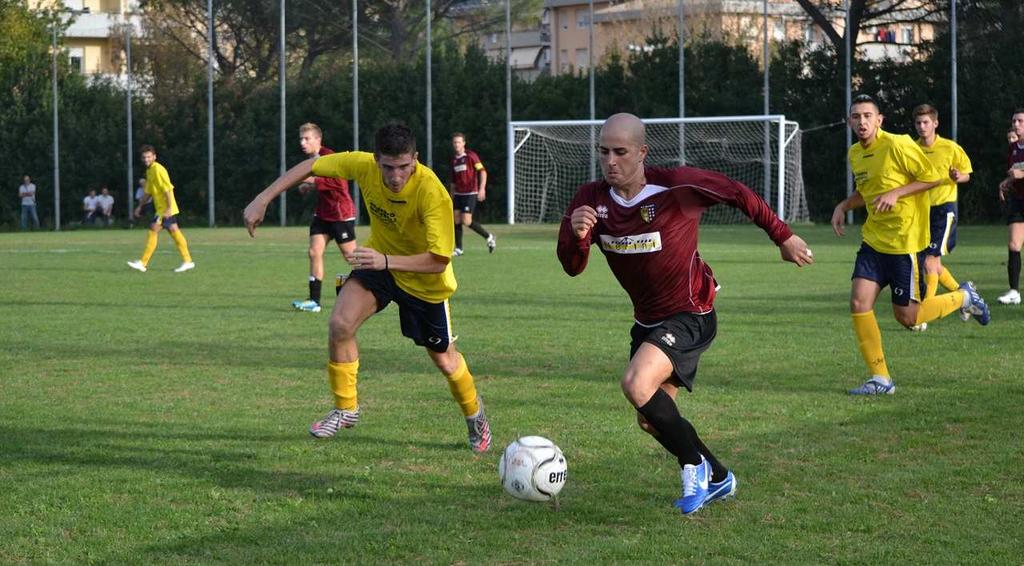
[498,436,567,502]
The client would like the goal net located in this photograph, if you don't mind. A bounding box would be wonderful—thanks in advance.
[507,116,808,224]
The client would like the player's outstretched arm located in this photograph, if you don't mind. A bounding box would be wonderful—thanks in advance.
[871,179,939,213]
[244,158,316,237]
[831,192,865,237]
[349,246,448,273]
[779,234,814,267]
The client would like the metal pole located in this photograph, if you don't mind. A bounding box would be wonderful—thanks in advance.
[352,0,360,222]
[279,0,286,226]
[426,0,432,169]
[506,0,513,223]
[207,0,215,227]
[126,23,134,214]
[677,0,685,165]
[845,0,853,225]
[588,0,595,178]
[951,0,958,141]
[762,0,771,202]
[52,23,60,231]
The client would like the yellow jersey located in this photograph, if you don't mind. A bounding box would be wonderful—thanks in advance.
[145,161,179,216]
[848,129,942,254]
[312,151,457,303]
[916,135,972,206]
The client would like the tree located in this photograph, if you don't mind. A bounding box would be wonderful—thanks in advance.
[794,0,944,51]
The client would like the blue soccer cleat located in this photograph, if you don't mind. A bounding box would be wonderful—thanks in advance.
[959,281,990,326]
[706,471,737,505]
[849,376,895,396]
[673,456,710,515]
[294,299,321,313]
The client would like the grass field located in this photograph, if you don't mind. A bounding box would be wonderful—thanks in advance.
[2,223,1022,564]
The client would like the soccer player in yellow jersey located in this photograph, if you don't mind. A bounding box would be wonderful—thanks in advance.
[242,123,491,453]
[913,104,973,314]
[127,145,195,273]
[831,95,990,396]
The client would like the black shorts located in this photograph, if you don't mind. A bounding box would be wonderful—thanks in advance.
[349,269,453,353]
[852,243,924,306]
[629,310,717,392]
[1007,196,1024,224]
[151,214,179,229]
[924,202,957,257]
[453,194,478,215]
[310,216,356,243]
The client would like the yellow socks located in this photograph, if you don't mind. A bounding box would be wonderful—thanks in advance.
[924,273,939,300]
[851,311,890,379]
[169,229,192,263]
[939,267,959,292]
[446,355,480,417]
[915,291,967,325]
[140,230,158,265]
[328,360,359,411]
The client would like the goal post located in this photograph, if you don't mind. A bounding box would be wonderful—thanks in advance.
[507,115,808,225]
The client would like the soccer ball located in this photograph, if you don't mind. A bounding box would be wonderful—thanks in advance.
[498,436,567,502]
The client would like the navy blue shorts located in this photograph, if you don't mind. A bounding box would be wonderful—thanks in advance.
[925,202,958,257]
[349,269,453,353]
[453,194,478,215]
[629,310,717,392]
[1007,196,1024,224]
[310,216,356,243]
[151,214,179,230]
[852,243,924,306]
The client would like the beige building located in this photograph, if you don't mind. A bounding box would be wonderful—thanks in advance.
[545,0,938,76]
[30,0,139,77]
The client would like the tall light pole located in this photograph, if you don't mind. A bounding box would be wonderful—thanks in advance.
[588,0,595,178]
[279,0,286,225]
[52,22,60,231]
[762,0,771,202]
[426,0,433,168]
[206,0,215,227]
[126,21,134,215]
[352,0,360,222]
[677,0,685,165]
[951,0,958,141]
[845,0,853,225]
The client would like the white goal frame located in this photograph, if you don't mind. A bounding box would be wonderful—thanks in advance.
[507,115,805,224]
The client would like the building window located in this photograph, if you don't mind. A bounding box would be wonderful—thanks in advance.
[803,24,814,45]
[773,19,785,41]
[561,11,568,31]
[560,49,570,73]
[575,48,589,70]
[67,47,84,73]
[901,27,913,44]
[63,0,84,10]
[575,8,590,29]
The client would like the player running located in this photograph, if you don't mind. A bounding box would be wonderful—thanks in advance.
[291,123,357,313]
[997,109,1024,305]
[243,123,491,453]
[127,145,195,273]
[557,113,814,515]
[449,133,495,255]
[832,94,990,396]
[912,103,974,327]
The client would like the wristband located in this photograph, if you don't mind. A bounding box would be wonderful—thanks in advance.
[384,255,389,270]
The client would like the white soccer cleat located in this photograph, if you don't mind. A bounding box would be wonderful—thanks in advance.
[127,260,147,272]
[910,323,927,332]
[453,248,464,256]
[173,261,196,273]
[997,289,1021,305]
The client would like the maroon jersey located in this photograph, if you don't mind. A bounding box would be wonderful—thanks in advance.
[314,147,355,221]
[557,166,793,324]
[450,150,484,195]
[1008,142,1024,197]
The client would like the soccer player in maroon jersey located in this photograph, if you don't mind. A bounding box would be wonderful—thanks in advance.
[292,123,358,313]
[557,113,813,515]
[449,133,495,255]
[997,110,1024,305]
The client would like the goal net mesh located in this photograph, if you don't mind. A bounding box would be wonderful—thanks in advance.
[510,118,808,224]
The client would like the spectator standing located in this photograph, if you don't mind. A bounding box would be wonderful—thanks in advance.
[18,175,40,230]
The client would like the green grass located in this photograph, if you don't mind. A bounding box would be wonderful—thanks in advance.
[2,224,1022,564]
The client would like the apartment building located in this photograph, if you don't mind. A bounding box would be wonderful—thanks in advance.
[545,0,938,75]
[31,0,140,77]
